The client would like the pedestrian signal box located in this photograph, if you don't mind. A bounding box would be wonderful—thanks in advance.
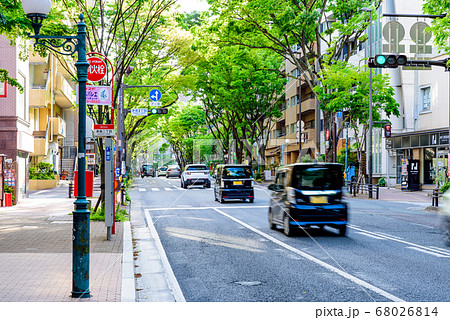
[384,124,392,138]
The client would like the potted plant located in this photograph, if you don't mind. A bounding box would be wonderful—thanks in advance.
[29,162,60,190]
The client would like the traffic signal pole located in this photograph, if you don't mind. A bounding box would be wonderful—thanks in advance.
[370,12,450,193]
[119,84,162,205]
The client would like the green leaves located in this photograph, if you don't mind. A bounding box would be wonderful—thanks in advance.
[314,61,400,129]
[423,1,450,54]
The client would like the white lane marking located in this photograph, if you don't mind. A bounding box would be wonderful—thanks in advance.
[144,211,186,302]
[407,247,448,258]
[164,188,173,191]
[349,226,450,257]
[139,188,146,192]
[212,207,404,302]
[429,246,450,255]
[355,232,386,240]
[151,188,160,192]
[145,206,270,211]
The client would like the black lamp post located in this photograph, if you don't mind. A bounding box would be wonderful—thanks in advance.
[22,0,91,298]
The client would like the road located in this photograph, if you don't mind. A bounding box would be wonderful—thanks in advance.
[130,176,450,302]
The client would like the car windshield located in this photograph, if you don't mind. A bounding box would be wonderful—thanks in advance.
[168,165,179,169]
[159,167,167,171]
[223,167,252,178]
[187,166,208,171]
[291,166,342,190]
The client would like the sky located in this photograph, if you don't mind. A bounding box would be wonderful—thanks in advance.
[176,0,210,13]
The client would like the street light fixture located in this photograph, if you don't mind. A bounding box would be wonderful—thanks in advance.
[362,7,374,198]
[22,0,91,298]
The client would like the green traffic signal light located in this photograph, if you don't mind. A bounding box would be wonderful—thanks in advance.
[150,108,168,115]
[376,55,387,65]
[372,54,408,68]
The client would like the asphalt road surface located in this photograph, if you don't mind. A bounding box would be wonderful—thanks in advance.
[130,176,450,302]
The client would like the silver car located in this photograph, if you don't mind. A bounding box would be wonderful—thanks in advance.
[166,165,181,178]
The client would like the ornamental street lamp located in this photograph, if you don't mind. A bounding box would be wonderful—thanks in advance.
[22,0,91,298]
[362,7,374,198]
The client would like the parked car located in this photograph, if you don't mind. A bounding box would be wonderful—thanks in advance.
[181,164,210,189]
[141,164,155,178]
[157,166,167,176]
[214,164,254,203]
[268,163,348,237]
[166,164,181,178]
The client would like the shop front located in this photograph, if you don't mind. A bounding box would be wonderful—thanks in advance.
[386,129,449,190]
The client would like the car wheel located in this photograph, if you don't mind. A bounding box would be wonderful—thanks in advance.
[220,195,225,203]
[249,199,254,203]
[269,208,277,230]
[338,225,347,237]
[283,214,295,237]
[183,182,187,189]
[141,175,144,178]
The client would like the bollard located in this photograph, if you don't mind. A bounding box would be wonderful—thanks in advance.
[376,185,379,199]
[69,181,74,198]
[432,188,439,207]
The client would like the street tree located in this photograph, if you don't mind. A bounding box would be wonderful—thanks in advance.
[314,61,400,180]
[190,20,285,166]
[203,0,383,161]
[423,2,450,54]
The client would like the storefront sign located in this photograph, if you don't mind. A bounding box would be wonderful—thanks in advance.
[0,81,6,98]
[431,134,438,145]
[439,133,449,145]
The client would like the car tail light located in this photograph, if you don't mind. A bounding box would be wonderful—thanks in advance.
[287,187,296,204]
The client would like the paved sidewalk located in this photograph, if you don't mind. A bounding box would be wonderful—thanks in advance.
[348,186,433,203]
[0,180,133,302]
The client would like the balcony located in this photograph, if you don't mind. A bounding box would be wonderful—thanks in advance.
[51,117,66,138]
[54,73,76,108]
[29,88,47,108]
[301,96,316,114]
[30,131,48,156]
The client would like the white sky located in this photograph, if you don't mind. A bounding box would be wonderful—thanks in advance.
[176,0,210,13]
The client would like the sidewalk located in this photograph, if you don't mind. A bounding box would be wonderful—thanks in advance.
[0,180,134,302]
[348,186,433,203]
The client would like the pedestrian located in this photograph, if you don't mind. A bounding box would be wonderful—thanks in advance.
[346,162,356,183]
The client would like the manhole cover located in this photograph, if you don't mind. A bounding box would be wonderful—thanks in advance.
[233,281,262,286]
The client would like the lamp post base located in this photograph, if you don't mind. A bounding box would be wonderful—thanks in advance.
[71,291,91,299]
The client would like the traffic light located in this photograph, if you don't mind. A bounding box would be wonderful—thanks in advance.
[150,108,168,114]
[384,124,392,138]
[370,54,408,68]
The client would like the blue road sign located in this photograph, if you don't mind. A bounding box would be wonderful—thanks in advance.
[149,89,162,102]
[106,146,111,161]
[115,167,121,178]
[337,111,342,118]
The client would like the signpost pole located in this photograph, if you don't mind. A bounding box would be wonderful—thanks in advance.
[104,138,114,240]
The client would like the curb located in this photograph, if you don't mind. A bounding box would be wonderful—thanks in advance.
[121,220,136,302]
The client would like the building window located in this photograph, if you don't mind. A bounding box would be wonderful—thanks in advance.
[290,95,299,107]
[421,86,431,112]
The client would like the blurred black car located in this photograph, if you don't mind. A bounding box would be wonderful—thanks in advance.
[268,163,348,237]
[141,164,155,178]
[214,164,254,203]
